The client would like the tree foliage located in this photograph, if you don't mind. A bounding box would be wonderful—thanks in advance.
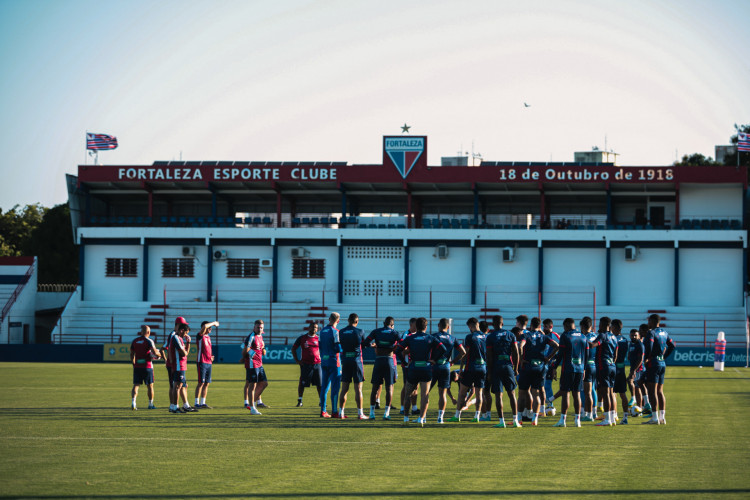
[674,153,716,166]
[674,123,750,166]
[0,203,78,283]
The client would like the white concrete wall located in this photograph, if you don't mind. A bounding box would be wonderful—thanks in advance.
[679,248,743,307]
[0,259,37,343]
[680,184,743,219]
[477,246,539,306]
[276,245,338,302]
[543,248,605,306]
[148,245,208,303]
[84,245,143,302]
[211,246,273,302]
[610,247,674,306]
[409,246,472,305]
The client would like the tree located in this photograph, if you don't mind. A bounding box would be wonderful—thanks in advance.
[29,203,79,284]
[674,153,716,166]
[0,204,46,257]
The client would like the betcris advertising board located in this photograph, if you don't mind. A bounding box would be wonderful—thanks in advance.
[247,345,377,364]
[669,347,747,367]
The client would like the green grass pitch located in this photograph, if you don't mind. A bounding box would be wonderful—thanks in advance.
[0,362,749,499]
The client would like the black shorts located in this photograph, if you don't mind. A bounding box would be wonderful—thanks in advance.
[490,364,517,393]
[246,366,268,383]
[614,368,627,393]
[341,359,365,384]
[646,364,666,385]
[560,370,584,393]
[197,362,212,384]
[584,362,597,383]
[299,363,322,387]
[172,369,187,387]
[431,363,451,389]
[518,364,545,391]
[166,366,174,388]
[371,357,397,386]
[407,367,432,385]
[597,364,616,388]
[133,367,154,385]
[460,368,487,389]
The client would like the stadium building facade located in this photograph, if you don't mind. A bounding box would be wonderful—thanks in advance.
[59,136,748,348]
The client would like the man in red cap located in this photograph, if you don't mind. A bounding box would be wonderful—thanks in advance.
[164,317,196,412]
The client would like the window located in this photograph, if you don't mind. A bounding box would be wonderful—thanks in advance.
[105,258,138,277]
[346,247,403,259]
[227,258,260,278]
[162,258,194,278]
[292,259,325,279]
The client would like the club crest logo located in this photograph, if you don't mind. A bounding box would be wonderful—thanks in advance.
[384,137,425,179]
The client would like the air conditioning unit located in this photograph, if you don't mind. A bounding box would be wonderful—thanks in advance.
[435,244,449,259]
[213,250,228,261]
[502,247,515,262]
[182,246,195,257]
[291,247,308,259]
[625,245,638,261]
[260,258,273,268]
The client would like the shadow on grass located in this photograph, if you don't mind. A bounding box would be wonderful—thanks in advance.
[2,489,750,498]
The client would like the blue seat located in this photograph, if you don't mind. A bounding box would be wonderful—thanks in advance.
[311,217,320,225]
[135,217,144,225]
[730,219,741,229]
[301,217,310,224]
[681,219,691,229]
[144,217,152,225]
[460,219,469,229]
[422,218,431,228]
[529,224,537,230]
[160,216,168,225]
[397,224,406,228]
[701,219,710,229]
[451,219,460,229]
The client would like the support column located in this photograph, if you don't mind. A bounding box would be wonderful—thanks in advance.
[142,242,149,302]
[207,242,213,302]
[473,184,479,224]
[211,191,217,218]
[471,243,477,305]
[605,242,611,306]
[606,185,612,227]
[537,242,543,305]
[404,243,410,305]
[338,244,344,303]
[406,190,413,229]
[272,241,278,302]
[674,242,680,306]
[675,185,680,227]
[276,188,282,228]
[147,189,154,219]
[539,187,545,227]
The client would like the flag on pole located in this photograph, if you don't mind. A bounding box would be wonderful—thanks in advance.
[86,133,118,150]
[738,132,750,152]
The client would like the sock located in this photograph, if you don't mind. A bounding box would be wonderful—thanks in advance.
[438,410,444,420]
[200,398,205,405]
[474,411,480,420]
[412,405,419,412]
[533,413,539,423]
[370,405,375,413]
[256,398,263,405]
[298,397,302,402]
[404,415,409,422]
[560,413,567,423]
[183,402,190,409]
[643,395,650,405]
[244,399,249,406]
[384,406,391,417]
[132,397,136,405]
[149,399,153,405]
[513,413,519,423]
[340,409,345,418]
[400,405,405,412]
[454,410,461,418]
[659,409,665,420]
[358,408,364,416]
[195,398,199,406]
[376,398,380,404]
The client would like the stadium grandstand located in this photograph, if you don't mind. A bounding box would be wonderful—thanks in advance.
[5,135,747,357]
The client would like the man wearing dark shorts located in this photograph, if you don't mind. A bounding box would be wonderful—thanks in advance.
[292,322,322,407]
[195,320,218,409]
[130,325,162,410]
[486,315,520,428]
[169,322,197,413]
[553,317,587,427]
[243,319,267,415]
[643,313,676,425]
[163,316,190,408]
[366,317,401,420]
[591,317,618,426]
[518,317,559,426]
[612,320,630,423]
[399,317,446,426]
[429,318,465,423]
[448,317,487,423]
[628,327,645,418]
[338,313,368,420]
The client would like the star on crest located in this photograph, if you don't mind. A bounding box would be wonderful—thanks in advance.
[401,123,411,134]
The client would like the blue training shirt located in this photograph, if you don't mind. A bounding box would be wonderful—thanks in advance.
[463,331,488,371]
[558,329,587,374]
[318,325,342,369]
[339,325,366,362]
[432,330,461,365]
[487,328,517,366]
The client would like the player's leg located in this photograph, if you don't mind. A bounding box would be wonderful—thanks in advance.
[473,377,485,422]
[131,383,139,410]
[146,382,155,409]
[331,370,341,416]
[418,380,430,423]
[657,382,666,424]
[339,381,350,416]
[449,382,470,421]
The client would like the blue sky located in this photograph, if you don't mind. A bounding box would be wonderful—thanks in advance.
[1,0,748,209]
